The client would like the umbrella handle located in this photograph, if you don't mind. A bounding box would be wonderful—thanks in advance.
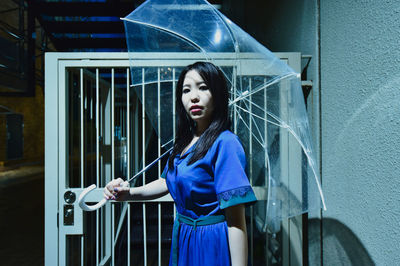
[78,148,172,211]
[78,184,107,211]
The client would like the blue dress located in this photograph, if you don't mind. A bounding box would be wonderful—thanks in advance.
[161,130,257,266]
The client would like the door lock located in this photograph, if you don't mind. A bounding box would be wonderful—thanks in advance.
[64,204,74,226]
[64,191,76,204]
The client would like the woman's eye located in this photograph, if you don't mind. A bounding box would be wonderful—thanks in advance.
[199,85,208,91]
[182,88,190,94]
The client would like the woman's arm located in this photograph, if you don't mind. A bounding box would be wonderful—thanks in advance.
[225,204,248,266]
[104,177,169,201]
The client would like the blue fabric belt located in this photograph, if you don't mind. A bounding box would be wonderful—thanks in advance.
[171,213,226,266]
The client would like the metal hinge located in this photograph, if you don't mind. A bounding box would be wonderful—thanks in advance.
[301,80,313,88]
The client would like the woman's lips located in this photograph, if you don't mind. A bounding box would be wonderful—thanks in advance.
[190,105,203,113]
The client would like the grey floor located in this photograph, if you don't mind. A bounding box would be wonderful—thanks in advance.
[0,169,44,266]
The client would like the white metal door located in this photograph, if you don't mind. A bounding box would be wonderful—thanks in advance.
[45,52,303,266]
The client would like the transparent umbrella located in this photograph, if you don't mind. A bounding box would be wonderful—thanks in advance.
[79,0,326,226]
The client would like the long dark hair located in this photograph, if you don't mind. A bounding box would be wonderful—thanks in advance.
[168,61,231,169]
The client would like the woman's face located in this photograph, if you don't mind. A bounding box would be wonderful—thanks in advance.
[181,70,214,125]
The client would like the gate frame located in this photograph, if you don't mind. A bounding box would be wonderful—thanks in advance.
[45,52,303,266]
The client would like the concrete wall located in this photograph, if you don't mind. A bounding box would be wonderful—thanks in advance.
[320,1,400,265]
[224,0,400,265]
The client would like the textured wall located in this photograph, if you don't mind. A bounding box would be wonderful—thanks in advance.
[320,0,400,265]
[226,0,400,265]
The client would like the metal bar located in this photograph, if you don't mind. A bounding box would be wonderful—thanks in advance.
[112,204,115,266]
[249,78,254,266]
[127,68,130,182]
[126,68,131,266]
[114,205,128,243]
[127,204,131,266]
[249,78,253,180]
[173,68,177,219]
[96,68,100,266]
[111,68,116,266]
[80,68,84,188]
[142,186,147,265]
[96,210,99,265]
[80,68,85,266]
[264,76,269,266]
[157,67,161,173]
[96,69,100,185]
[135,96,139,184]
[157,67,162,266]
[281,77,290,266]
[41,52,270,60]
[105,200,112,263]
[120,104,123,145]
[81,236,84,266]
[99,255,112,266]
[172,68,176,143]
[142,67,148,266]
[57,59,67,265]
[112,68,115,183]
[84,87,88,187]
[51,58,240,69]
[233,67,237,133]
[127,147,172,183]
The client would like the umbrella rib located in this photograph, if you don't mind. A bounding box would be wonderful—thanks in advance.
[243,98,273,116]
[239,96,280,124]
[249,114,264,147]
[130,79,176,88]
[263,149,272,232]
[239,99,265,144]
[244,99,288,128]
[234,104,281,128]
[237,103,326,210]
[230,73,298,105]
[265,109,327,211]
[235,111,265,148]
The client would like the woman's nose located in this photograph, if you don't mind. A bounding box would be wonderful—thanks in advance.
[190,91,199,102]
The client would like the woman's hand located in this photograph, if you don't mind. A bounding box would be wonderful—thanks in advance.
[104,178,131,201]
[104,177,169,202]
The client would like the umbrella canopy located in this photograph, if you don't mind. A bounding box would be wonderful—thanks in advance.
[122,0,326,227]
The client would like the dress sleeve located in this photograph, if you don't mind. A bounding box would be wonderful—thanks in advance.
[161,152,173,179]
[161,160,169,179]
[214,134,257,209]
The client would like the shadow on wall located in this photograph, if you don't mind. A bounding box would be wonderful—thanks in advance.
[309,218,375,266]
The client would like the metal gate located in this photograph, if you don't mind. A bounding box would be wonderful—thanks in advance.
[45,52,303,266]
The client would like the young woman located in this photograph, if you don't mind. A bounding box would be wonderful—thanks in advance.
[104,62,257,266]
